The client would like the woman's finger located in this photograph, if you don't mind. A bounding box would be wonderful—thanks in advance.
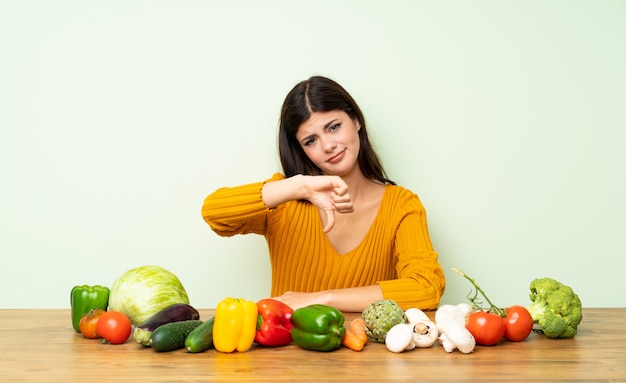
[322,208,336,233]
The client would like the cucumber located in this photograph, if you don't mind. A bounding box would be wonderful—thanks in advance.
[134,303,200,346]
[185,317,215,353]
[150,320,203,352]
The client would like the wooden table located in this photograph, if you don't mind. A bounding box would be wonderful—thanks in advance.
[1,308,624,382]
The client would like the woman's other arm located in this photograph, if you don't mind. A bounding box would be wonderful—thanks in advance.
[262,174,353,232]
[272,285,384,313]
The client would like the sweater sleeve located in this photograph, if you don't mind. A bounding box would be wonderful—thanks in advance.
[377,192,446,311]
[201,173,284,237]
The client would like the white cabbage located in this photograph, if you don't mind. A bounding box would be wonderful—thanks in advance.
[108,265,190,325]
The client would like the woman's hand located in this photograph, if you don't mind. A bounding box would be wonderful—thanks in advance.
[303,175,353,232]
[261,174,353,232]
[272,291,329,311]
[272,285,384,312]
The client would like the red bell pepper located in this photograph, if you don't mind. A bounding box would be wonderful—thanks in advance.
[255,299,294,346]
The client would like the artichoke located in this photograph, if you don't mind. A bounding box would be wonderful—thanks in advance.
[362,299,407,343]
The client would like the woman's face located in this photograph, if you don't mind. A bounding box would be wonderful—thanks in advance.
[295,110,361,177]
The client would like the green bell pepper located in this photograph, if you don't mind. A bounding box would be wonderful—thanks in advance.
[70,285,110,332]
[290,304,346,352]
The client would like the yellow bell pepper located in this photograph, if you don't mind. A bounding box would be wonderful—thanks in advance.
[213,297,258,353]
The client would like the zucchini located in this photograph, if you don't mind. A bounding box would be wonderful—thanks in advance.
[185,317,215,353]
[150,320,203,352]
[133,303,200,346]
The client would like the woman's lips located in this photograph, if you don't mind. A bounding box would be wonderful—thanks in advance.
[327,149,346,164]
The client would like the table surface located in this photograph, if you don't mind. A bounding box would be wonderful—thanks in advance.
[0,308,624,382]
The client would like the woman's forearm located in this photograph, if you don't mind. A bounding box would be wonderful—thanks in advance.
[273,285,384,313]
[261,175,308,208]
[323,285,384,312]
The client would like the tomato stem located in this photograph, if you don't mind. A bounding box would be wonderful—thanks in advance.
[452,268,506,317]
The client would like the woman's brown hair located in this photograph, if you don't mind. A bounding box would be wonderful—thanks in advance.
[278,76,394,185]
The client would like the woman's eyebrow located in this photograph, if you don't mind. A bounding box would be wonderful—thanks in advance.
[300,134,315,144]
[324,119,339,129]
[299,118,340,144]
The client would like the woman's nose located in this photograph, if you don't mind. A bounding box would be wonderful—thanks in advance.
[324,139,337,152]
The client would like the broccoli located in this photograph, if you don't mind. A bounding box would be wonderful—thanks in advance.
[527,277,583,339]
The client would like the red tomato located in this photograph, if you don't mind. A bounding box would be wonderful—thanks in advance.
[96,311,132,344]
[504,305,534,342]
[79,308,105,339]
[466,311,505,346]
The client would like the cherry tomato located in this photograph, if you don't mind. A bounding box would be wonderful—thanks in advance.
[79,308,105,339]
[504,305,534,342]
[466,311,505,346]
[96,311,132,344]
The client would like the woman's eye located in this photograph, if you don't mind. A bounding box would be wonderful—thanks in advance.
[329,123,341,132]
[303,138,316,147]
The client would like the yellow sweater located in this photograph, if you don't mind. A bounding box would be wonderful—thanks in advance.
[202,173,445,310]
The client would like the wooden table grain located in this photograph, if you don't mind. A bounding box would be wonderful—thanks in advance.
[0,308,624,382]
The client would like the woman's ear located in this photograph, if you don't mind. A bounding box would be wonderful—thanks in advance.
[354,119,361,131]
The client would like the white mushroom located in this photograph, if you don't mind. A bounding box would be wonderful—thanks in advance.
[435,304,476,354]
[412,320,438,348]
[455,303,474,322]
[385,323,416,353]
[385,307,441,352]
[405,308,430,323]
[405,307,438,348]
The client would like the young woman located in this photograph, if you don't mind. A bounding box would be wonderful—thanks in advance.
[202,76,445,312]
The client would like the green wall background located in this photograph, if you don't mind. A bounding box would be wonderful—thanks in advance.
[2,1,625,309]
